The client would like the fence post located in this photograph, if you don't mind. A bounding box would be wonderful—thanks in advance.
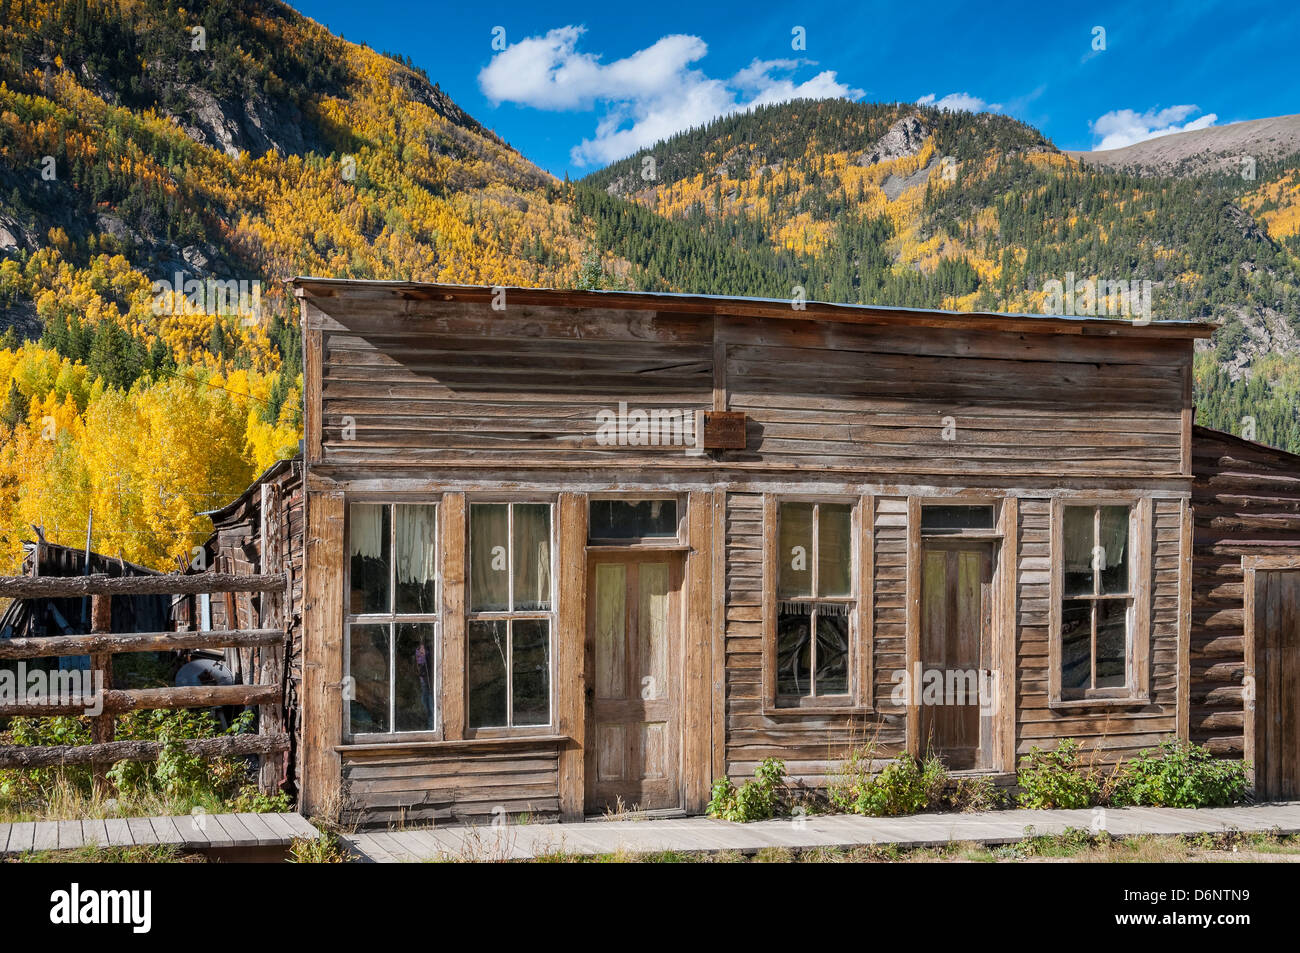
[88,593,114,794]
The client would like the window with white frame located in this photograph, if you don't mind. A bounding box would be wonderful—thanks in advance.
[346,502,439,736]
[775,501,854,703]
[1060,504,1133,697]
[467,502,553,729]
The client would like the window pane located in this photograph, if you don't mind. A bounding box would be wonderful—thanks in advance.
[776,605,812,696]
[512,619,551,726]
[468,620,508,728]
[818,503,852,597]
[814,604,850,695]
[1095,601,1128,688]
[513,504,552,611]
[589,499,678,539]
[1063,506,1095,597]
[395,504,438,614]
[349,623,390,734]
[1060,600,1092,692]
[349,504,390,613]
[778,503,814,599]
[470,504,510,612]
[920,505,994,533]
[1098,506,1131,594]
[394,623,436,732]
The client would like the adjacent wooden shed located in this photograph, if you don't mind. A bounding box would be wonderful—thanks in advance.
[280,279,1296,825]
[1191,426,1300,799]
[176,456,305,794]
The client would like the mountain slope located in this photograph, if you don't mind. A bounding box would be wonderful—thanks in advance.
[1066,114,1300,176]
[579,99,1300,452]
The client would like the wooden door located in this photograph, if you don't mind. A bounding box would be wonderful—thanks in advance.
[1254,569,1300,800]
[919,541,994,770]
[585,555,682,813]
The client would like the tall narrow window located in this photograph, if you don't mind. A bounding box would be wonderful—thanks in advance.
[776,501,854,704]
[1060,504,1132,697]
[468,502,553,729]
[346,502,439,736]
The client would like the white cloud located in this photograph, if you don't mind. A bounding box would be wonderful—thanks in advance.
[916,92,1001,113]
[478,28,864,167]
[1090,105,1218,151]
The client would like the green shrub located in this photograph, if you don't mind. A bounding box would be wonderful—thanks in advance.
[1109,740,1249,808]
[1016,739,1099,809]
[707,758,786,822]
[228,786,294,814]
[2,708,257,811]
[853,753,948,817]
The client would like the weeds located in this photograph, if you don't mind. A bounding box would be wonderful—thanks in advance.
[288,832,348,863]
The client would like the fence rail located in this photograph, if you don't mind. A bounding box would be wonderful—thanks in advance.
[0,572,286,598]
[0,573,288,791]
[0,629,282,660]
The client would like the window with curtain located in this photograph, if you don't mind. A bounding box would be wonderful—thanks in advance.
[1060,504,1132,697]
[775,501,854,704]
[468,502,553,729]
[346,502,439,736]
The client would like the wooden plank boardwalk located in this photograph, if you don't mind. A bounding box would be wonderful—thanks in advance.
[0,812,318,856]
[342,801,1300,862]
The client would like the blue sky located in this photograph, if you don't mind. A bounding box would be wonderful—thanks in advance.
[291,0,1300,178]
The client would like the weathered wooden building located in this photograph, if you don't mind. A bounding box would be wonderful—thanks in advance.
[285,278,1298,824]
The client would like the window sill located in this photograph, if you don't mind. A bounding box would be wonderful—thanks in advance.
[763,702,874,716]
[585,543,691,553]
[1049,694,1151,710]
[336,733,569,755]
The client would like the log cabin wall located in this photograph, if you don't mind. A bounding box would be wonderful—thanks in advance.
[1191,427,1300,763]
[294,280,1212,824]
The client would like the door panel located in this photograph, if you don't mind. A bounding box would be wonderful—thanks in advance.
[1255,569,1300,800]
[919,542,994,770]
[586,556,682,813]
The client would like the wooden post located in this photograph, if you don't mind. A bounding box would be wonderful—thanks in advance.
[555,492,587,820]
[258,482,287,794]
[88,593,114,794]
[300,490,345,819]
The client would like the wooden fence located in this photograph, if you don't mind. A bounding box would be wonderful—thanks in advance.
[0,572,289,793]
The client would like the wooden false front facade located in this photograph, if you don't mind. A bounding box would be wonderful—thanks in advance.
[289,278,1295,826]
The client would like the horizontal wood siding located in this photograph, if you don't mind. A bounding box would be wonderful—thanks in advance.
[872,498,909,735]
[724,493,905,790]
[1017,497,1181,763]
[1191,428,1300,757]
[306,301,712,467]
[724,317,1186,478]
[340,742,562,827]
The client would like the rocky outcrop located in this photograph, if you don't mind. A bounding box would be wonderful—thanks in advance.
[167,81,306,160]
[1203,306,1300,381]
[859,115,930,166]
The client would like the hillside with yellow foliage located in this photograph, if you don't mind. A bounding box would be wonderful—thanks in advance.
[0,0,598,570]
[3,1,1300,573]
